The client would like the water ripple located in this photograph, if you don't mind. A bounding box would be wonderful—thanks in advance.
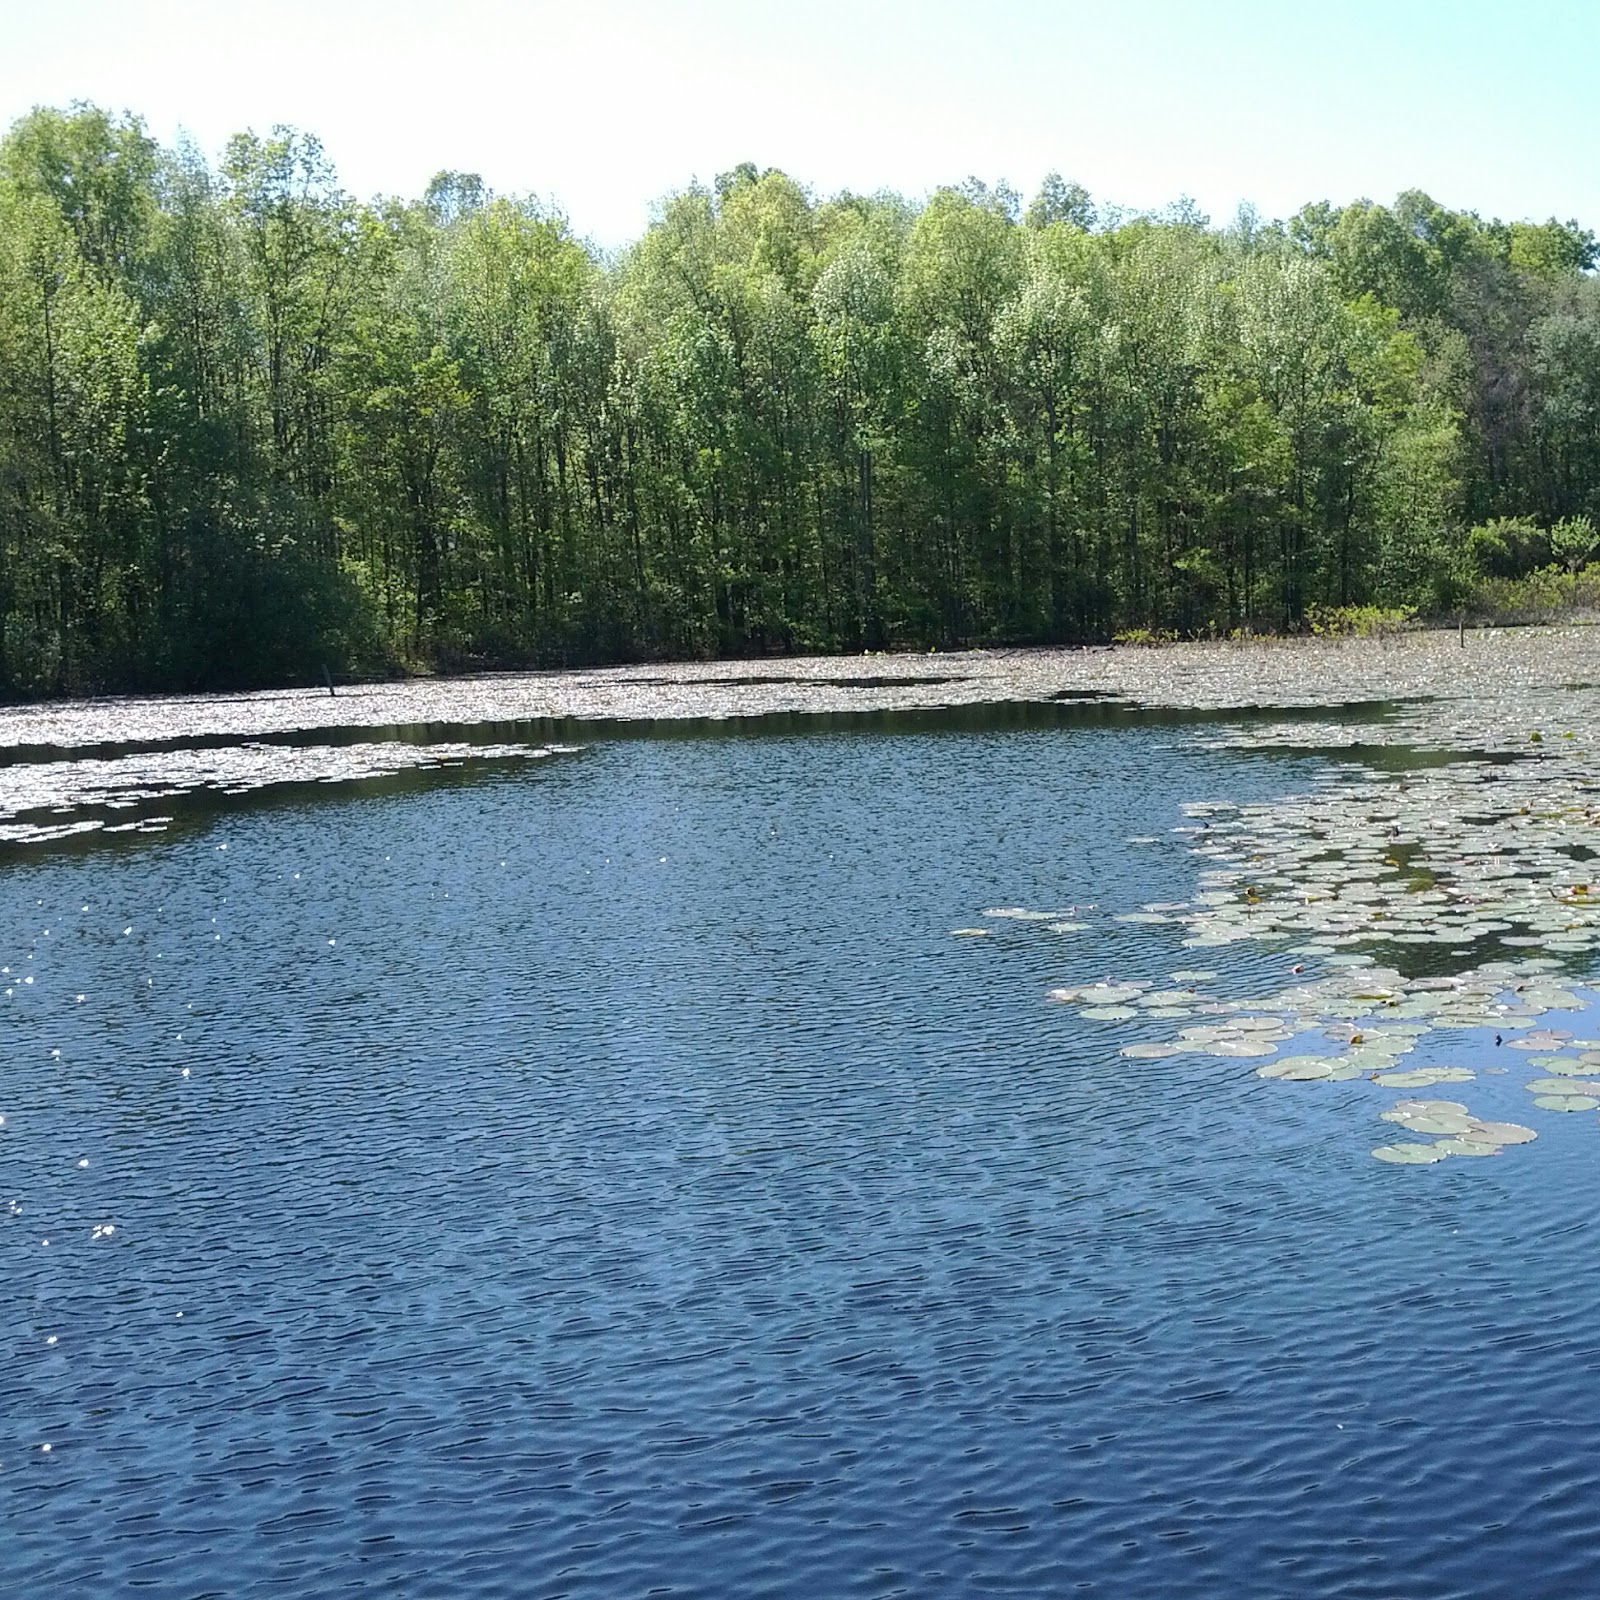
[3,721,1599,1596]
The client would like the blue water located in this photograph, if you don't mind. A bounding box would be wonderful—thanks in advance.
[3,715,1599,1597]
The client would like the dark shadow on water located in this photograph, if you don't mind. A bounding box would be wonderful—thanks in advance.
[0,692,1417,767]
[1247,741,1526,773]
[1252,927,1593,983]
[0,695,1436,863]
[606,671,977,691]
[1359,934,1592,982]
[0,750,567,862]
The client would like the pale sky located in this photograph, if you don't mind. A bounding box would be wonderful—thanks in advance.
[3,0,1596,249]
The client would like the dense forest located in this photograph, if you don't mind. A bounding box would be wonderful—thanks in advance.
[1,104,1597,694]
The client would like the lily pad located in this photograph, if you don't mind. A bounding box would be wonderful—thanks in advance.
[1533,1094,1600,1111]
[1431,1138,1500,1157]
[1373,1067,1475,1087]
[1381,1109,1474,1135]
[1371,1143,1449,1164]
[1458,1121,1537,1146]
[1258,1058,1333,1080]
[1257,1055,1334,1079]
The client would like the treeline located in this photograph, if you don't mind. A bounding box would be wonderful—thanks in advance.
[1,105,1597,694]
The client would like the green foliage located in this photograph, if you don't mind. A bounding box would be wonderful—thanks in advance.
[1469,566,1600,624]
[1305,603,1417,638]
[1507,220,1597,281]
[1465,517,1549,578]
[1025,173,1094,233]
[2,102,1599,696]
[1551,514,1598,572]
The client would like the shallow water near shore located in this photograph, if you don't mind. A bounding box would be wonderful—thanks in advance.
[5,693,1600,1597]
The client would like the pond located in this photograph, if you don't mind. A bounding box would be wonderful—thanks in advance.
[4,692,1600,1597]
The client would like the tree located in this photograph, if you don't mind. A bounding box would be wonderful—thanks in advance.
[1026,173,1094,233]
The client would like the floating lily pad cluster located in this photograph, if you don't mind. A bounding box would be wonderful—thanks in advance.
[946,648,1600,1165]
[1179,697,1600,964]
[1372,1099,1537,1163]
[1170,787,1600,959]
[0,741,580,845]
[975,909,1592,1165]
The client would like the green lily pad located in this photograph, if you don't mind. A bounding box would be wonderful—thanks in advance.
[1322,1061,1370,1081]
[1431,1138,1500,1157]
[1381,1110,1474,1135]
[1373,1067,1475,1087]
[1459,1121,1537,1145]
[1532,1094,1600,1111]
[1120,1042,1183,1059]
[1258,1058,1333,1080]
[1346,1049,1405,1070]
[1077,986,1144,1005]
[1371,1143,1448,1164]
[1080,1006,1138,1022]
[1257,1055,1333,1079]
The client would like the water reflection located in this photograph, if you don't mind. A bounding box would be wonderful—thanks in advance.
[2,706,1598,1597]
[0,741,577,848]
[0,695,1406,854]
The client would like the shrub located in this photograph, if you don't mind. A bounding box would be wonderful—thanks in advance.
[1305,604,1417,638]
[1465,517,1550,579]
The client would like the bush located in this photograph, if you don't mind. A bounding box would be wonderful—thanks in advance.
[1305,603,1417,638]
[1469,566,1600,623]
[1465,517,1550,579]
[1552,515,1599,573]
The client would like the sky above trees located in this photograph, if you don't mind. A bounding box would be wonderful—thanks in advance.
[3,0,1597,249]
